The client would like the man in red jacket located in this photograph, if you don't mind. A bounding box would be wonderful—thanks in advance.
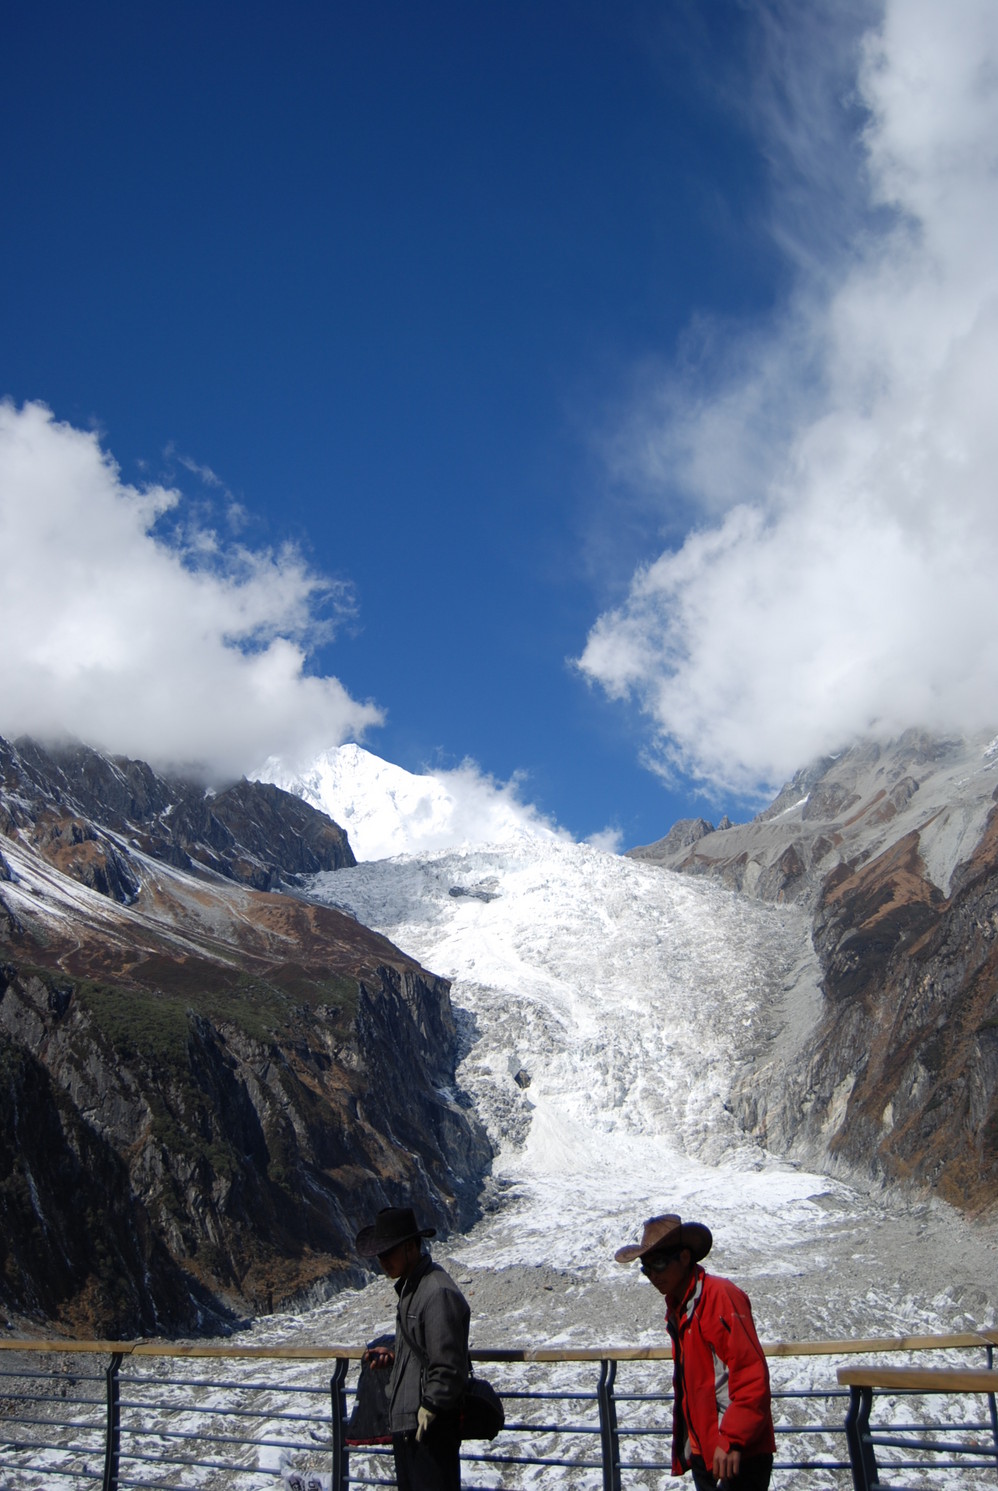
[616,1214,775,1491]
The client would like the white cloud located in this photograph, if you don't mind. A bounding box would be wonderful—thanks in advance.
[0,401,383,778]
[426,758,569,854]
[585,825,624,855]
[579,0,998,798]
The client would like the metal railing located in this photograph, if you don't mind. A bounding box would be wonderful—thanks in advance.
[0,1332,996,1490]
[839,1363,998,1490]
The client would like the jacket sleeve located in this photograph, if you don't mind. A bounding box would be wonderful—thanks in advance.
[708,1286,771,1453]
[419,1282,471,1412]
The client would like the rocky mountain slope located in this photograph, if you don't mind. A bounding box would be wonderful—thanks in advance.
[0,736,492,1337]
[1,734,357,893]
[629,730,998,1213]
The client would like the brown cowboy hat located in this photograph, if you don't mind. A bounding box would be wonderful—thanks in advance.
[614,1212,713,1265]
[355,1206,436,1258]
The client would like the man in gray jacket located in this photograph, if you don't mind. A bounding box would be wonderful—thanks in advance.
[356,1206,470,1491]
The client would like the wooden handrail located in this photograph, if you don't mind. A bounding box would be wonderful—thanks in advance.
[766,1330,998,1357]
[0,1329,995,1362]
[838,1365,998,1393]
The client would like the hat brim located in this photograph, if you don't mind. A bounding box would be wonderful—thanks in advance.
[615,1222,712,1265]
[355,1224,436,1258]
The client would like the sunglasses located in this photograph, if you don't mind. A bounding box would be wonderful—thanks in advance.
[640,1250,682,1274]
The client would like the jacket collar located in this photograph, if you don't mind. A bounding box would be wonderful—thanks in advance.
[667,1262,705,1330]
[394,1249,433,1299]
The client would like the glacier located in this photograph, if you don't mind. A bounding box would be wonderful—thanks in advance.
[243,833,995,1359]
[246,744,997,1355]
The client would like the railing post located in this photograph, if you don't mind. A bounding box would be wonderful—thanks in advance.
[987,1343,998,1483]
[102,1352,123,1491]
[597,1357,621,1491]
[843,1384,877,1491]
[330,1356,349,1491]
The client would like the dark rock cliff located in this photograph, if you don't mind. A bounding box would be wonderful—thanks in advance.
[787,802,998,1211]
[2,734,355,894]
[0,736,492,1336]
[631,731,998,1214]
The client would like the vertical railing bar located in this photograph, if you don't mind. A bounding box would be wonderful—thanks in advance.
[986,1343,998,1484]
[844,1383,879,1491]
[596,1357,621,1491]
[102,1352,123,1491]
[330,1356,349,1491]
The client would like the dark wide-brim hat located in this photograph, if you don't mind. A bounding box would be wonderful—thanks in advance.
[614,1212,713,1265]
[355,1206,436,1258]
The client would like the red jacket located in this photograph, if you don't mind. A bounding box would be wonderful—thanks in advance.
[665,1265,775,1475]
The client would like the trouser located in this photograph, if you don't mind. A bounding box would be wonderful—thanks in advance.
[391,1416,461,1491]
[690,1453,773,1491]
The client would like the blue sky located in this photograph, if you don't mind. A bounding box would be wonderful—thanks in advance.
[3,1,997,850]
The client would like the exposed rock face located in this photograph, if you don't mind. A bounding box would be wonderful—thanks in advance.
[0,736,492,1336]
[627,817,715,861]
[0,994,222,1334]
[632,730,998,1214]
[2,735,355,895]
[626,730,998,905]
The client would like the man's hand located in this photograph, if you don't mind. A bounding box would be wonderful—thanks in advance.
[416,1405,437,1442]
[712,1444,741,1483]
[363,1346,395,1371]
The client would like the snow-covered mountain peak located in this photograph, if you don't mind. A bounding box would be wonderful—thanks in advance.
[255,742,567,860]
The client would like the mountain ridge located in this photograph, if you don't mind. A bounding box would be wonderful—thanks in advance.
[626,728,998,901]
[1,733,357,895]
[629,729,998,1214]
[0,735,492,1336]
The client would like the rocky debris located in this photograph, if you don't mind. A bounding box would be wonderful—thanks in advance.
[0,738,493,1336]
[275,1198,998,1367]
[448,881,501,903]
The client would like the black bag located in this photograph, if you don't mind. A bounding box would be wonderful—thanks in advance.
[396,1311,504,1442]
[345,1333,393,1445]
[458,1372,505,1441]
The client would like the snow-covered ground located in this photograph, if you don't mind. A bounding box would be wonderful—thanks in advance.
[257,834,996,1359]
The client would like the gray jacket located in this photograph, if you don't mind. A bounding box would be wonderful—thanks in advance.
[388,1253,470,1434]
